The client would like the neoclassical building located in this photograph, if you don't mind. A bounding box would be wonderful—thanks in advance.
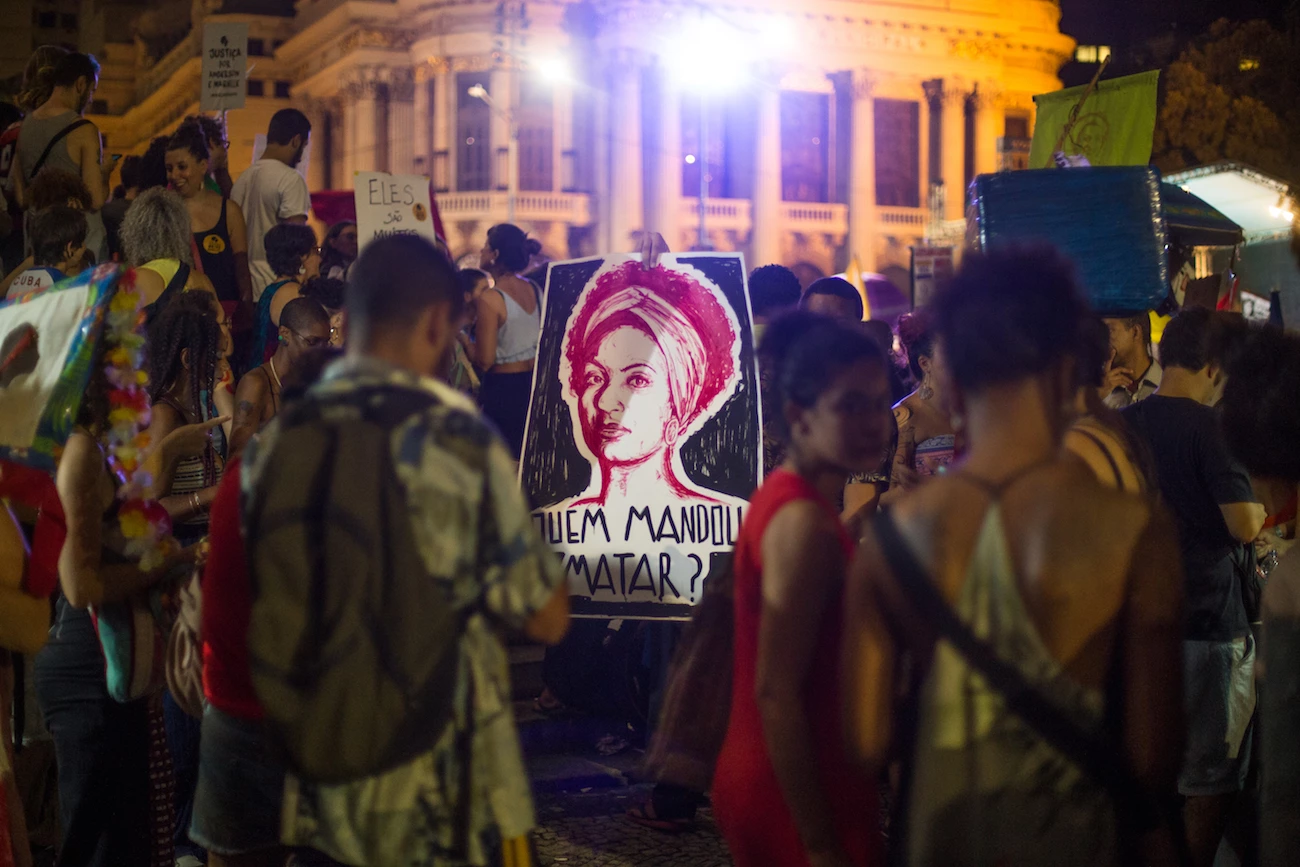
[93,0,1073,276]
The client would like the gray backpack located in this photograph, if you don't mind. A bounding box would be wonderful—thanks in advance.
[243,385,465,783]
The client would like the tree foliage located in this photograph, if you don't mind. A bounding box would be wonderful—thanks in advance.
[1153,19,1297,181]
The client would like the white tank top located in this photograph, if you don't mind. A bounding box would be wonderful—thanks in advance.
[494,284,541,365]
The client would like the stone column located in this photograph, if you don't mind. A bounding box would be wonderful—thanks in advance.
[973,82,1003,177]
[386,69,416,175]
[917,85,931,205]
[347,70,381,174]
[649,67,681,249]
[589,64,612,250]
[607,53,643,252]
[554,80,574,192]
[433,66,454,191]
[413,66,431,177]
[941,78,967,220]
[302,98,327,192]
[340,98,356,182]
[848,69,877,272]
[490,66,514,191]
[751,78,782,268]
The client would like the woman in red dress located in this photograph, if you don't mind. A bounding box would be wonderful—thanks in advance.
[713,311,895,867]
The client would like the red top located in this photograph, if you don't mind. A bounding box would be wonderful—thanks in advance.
[201,458,262,719]
[712,469,882,867]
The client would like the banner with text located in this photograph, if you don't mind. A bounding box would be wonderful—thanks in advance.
[200,22,248,112]
[353,172,437,250]
[520,253,762,620]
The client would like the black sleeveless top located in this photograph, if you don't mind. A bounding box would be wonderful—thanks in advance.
[195,198,238,303]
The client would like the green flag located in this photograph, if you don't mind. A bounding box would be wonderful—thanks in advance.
[1029,70,1159,169]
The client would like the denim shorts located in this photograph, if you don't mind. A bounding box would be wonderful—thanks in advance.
[190,705,287,855]
[1179,635,1257,796]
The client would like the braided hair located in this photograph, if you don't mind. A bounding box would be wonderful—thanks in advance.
[146,291,221,483]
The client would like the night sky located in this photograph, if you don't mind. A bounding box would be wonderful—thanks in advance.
[1059,0,1294,44]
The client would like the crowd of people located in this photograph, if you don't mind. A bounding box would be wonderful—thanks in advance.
[0,42,1299,867]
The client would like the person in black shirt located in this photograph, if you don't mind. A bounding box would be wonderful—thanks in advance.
[1123,307,1266,867]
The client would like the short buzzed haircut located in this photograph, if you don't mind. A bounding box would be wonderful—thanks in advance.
[1119,312,1151,348]
[348,235,462,341]
[267,108,311,146]
[802,276,864,321]
[29,206,87,266]
[1159,308,1223,373]
[749,264,802,319]
[280,296,330,334]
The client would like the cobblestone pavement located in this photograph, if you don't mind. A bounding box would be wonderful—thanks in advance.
[534,784,733,867]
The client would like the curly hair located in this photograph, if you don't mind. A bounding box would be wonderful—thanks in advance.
[16,45,70,112]
[933,245,1088,394]
[265,222,317,278]
[181,114,227,150]
[320,221,356,276]
[146,291,221,481]
[897,306,937,382]
[121,188,193,268]
[27,168,92,211]
[166,123,210,164]
[301,276,346,312]
[137,135,172,192]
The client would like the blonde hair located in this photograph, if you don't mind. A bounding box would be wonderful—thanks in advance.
[121,188,194,268]
[16,45,70,112]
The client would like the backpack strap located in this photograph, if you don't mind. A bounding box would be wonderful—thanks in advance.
[872,510,1170,847]
[30,119,92,179]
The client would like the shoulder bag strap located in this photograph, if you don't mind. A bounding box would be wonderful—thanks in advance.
[30,119,92,180]
[872,511,1162,835]
[164,262,191,297]
[1073,426,1127,492]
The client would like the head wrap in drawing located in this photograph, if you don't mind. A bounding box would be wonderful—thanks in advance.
[561,260,741,441]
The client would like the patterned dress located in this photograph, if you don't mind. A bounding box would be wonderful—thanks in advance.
[243,356,563,866]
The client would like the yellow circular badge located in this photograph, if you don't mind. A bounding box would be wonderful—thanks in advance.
[412,202,428,222]
[203,234,226,254]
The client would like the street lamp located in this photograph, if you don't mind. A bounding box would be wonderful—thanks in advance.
[468,83,519,223]
[662,14,760,250]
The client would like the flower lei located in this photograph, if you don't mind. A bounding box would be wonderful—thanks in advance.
[100,268,175,571]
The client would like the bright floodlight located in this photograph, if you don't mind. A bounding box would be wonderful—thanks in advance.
[664,15,749,93]
[467,84,488,99]
[535,54,572,84]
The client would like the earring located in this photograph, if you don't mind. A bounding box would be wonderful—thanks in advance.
[919,377,934,401]
[279,335,288,345]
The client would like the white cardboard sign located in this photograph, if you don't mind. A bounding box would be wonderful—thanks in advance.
[353,172,437,250]
[201,23,248,112]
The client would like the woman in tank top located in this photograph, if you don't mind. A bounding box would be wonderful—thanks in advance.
[462,223,543,457]
[164,126,251,316]
[844,248,1185,867]
[120,188,218,325]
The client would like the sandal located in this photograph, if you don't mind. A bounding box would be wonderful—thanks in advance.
[532,687,566,716]
[626,800,696,833]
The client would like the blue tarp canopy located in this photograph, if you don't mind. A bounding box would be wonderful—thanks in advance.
[1160,182,1244,247]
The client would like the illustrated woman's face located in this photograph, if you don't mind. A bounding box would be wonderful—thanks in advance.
[578,325,675,465]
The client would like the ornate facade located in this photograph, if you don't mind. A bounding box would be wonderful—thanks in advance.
[92,0,1073,276]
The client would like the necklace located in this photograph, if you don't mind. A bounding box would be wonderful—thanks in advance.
[268,357,282,392]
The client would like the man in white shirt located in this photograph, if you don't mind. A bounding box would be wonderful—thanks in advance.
[1102,312,1162,409]
[231,109,312,300]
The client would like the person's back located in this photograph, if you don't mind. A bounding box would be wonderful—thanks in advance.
[1124,395,1251,638]
[845,247,1184,867]
[246,234,567,866]
[231,109,312,297]
[15,111,81,184]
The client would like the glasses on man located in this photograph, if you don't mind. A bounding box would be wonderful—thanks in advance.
[292,330,328,349]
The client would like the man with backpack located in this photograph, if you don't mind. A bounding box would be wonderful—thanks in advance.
[240,234,569,866]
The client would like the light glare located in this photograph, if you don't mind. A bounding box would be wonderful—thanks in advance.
[664,16,749,93]
[535,55,572,84]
